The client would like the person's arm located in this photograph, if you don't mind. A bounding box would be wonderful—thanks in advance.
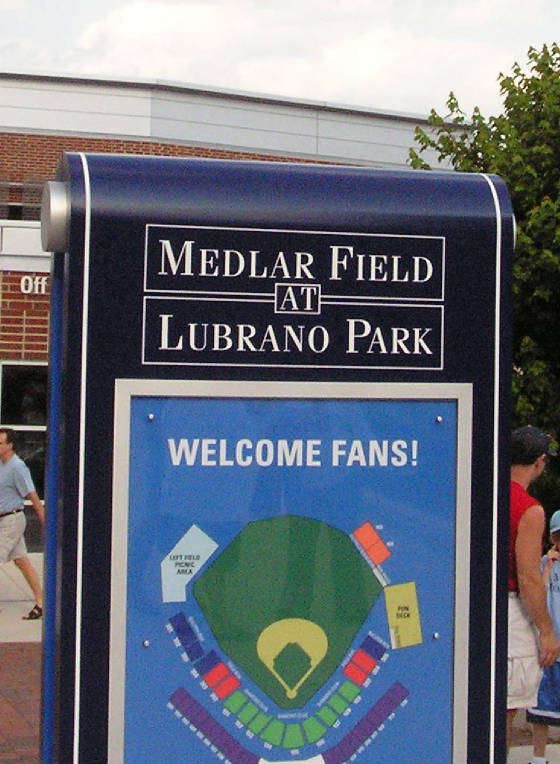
[26,491,45,526]
[517,504,560,666]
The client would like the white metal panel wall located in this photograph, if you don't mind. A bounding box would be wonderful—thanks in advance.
[150,91,319,156]
[317,111,427,167]
[0,79,152,137]
[150,91,431,166]
[0,73,446,168]
[0,221,47,272]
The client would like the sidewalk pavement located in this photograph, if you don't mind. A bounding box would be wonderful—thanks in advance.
[509,742,560,763]
[1,554,42,764]
[0,553,43,644]
[508,709,560,764]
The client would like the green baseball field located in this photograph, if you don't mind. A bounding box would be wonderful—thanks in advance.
[193,515,383,709]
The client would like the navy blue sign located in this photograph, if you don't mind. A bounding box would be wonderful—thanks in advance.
[41,155,513,764]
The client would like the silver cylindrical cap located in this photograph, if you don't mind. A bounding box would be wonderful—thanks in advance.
[41,181,70,252]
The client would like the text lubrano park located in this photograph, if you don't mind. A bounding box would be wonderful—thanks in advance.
[153,240,438,359]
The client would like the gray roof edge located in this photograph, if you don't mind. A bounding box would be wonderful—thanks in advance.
[0,69,434,125]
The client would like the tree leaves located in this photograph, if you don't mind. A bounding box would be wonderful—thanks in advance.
[409,43,560,439]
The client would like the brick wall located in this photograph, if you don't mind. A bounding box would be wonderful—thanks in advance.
[0,271,50,361]
[0,131,310,185]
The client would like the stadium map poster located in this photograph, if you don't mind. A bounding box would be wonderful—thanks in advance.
[40,154,513,764]
[109,381,471,764]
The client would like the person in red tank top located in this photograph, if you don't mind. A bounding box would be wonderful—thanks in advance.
[507,425,559,755]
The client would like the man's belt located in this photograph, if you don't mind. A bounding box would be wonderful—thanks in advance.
[0,508,24,518]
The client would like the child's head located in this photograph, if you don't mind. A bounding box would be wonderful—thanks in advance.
[550,510,560,546]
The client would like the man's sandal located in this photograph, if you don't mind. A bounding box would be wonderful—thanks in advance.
[23,605,42,620]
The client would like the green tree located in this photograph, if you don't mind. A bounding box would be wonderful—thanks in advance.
[409,44,560,441]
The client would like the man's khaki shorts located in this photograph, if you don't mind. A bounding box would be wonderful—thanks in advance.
[508,592,542,709]
[0,511,27,563]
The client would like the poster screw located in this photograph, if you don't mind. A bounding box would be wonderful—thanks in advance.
[147,413,155,421]
[142,639,150,648]
[435,416,443,423]
[433,632,440,640]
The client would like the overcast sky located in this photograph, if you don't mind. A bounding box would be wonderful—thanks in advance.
[1,0,558,117]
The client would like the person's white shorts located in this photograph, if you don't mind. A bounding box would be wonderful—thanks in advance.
[508,592,542,709]
[0,511,27,563]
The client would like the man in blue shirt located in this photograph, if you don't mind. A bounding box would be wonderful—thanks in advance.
[0,427,44,619]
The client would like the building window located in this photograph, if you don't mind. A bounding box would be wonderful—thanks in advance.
[0,362,47,552]
[0,361,47,494]
[1,364,47,426]
[0,179,43,221]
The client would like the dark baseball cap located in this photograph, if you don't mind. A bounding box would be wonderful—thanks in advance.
[511,425,557,465]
